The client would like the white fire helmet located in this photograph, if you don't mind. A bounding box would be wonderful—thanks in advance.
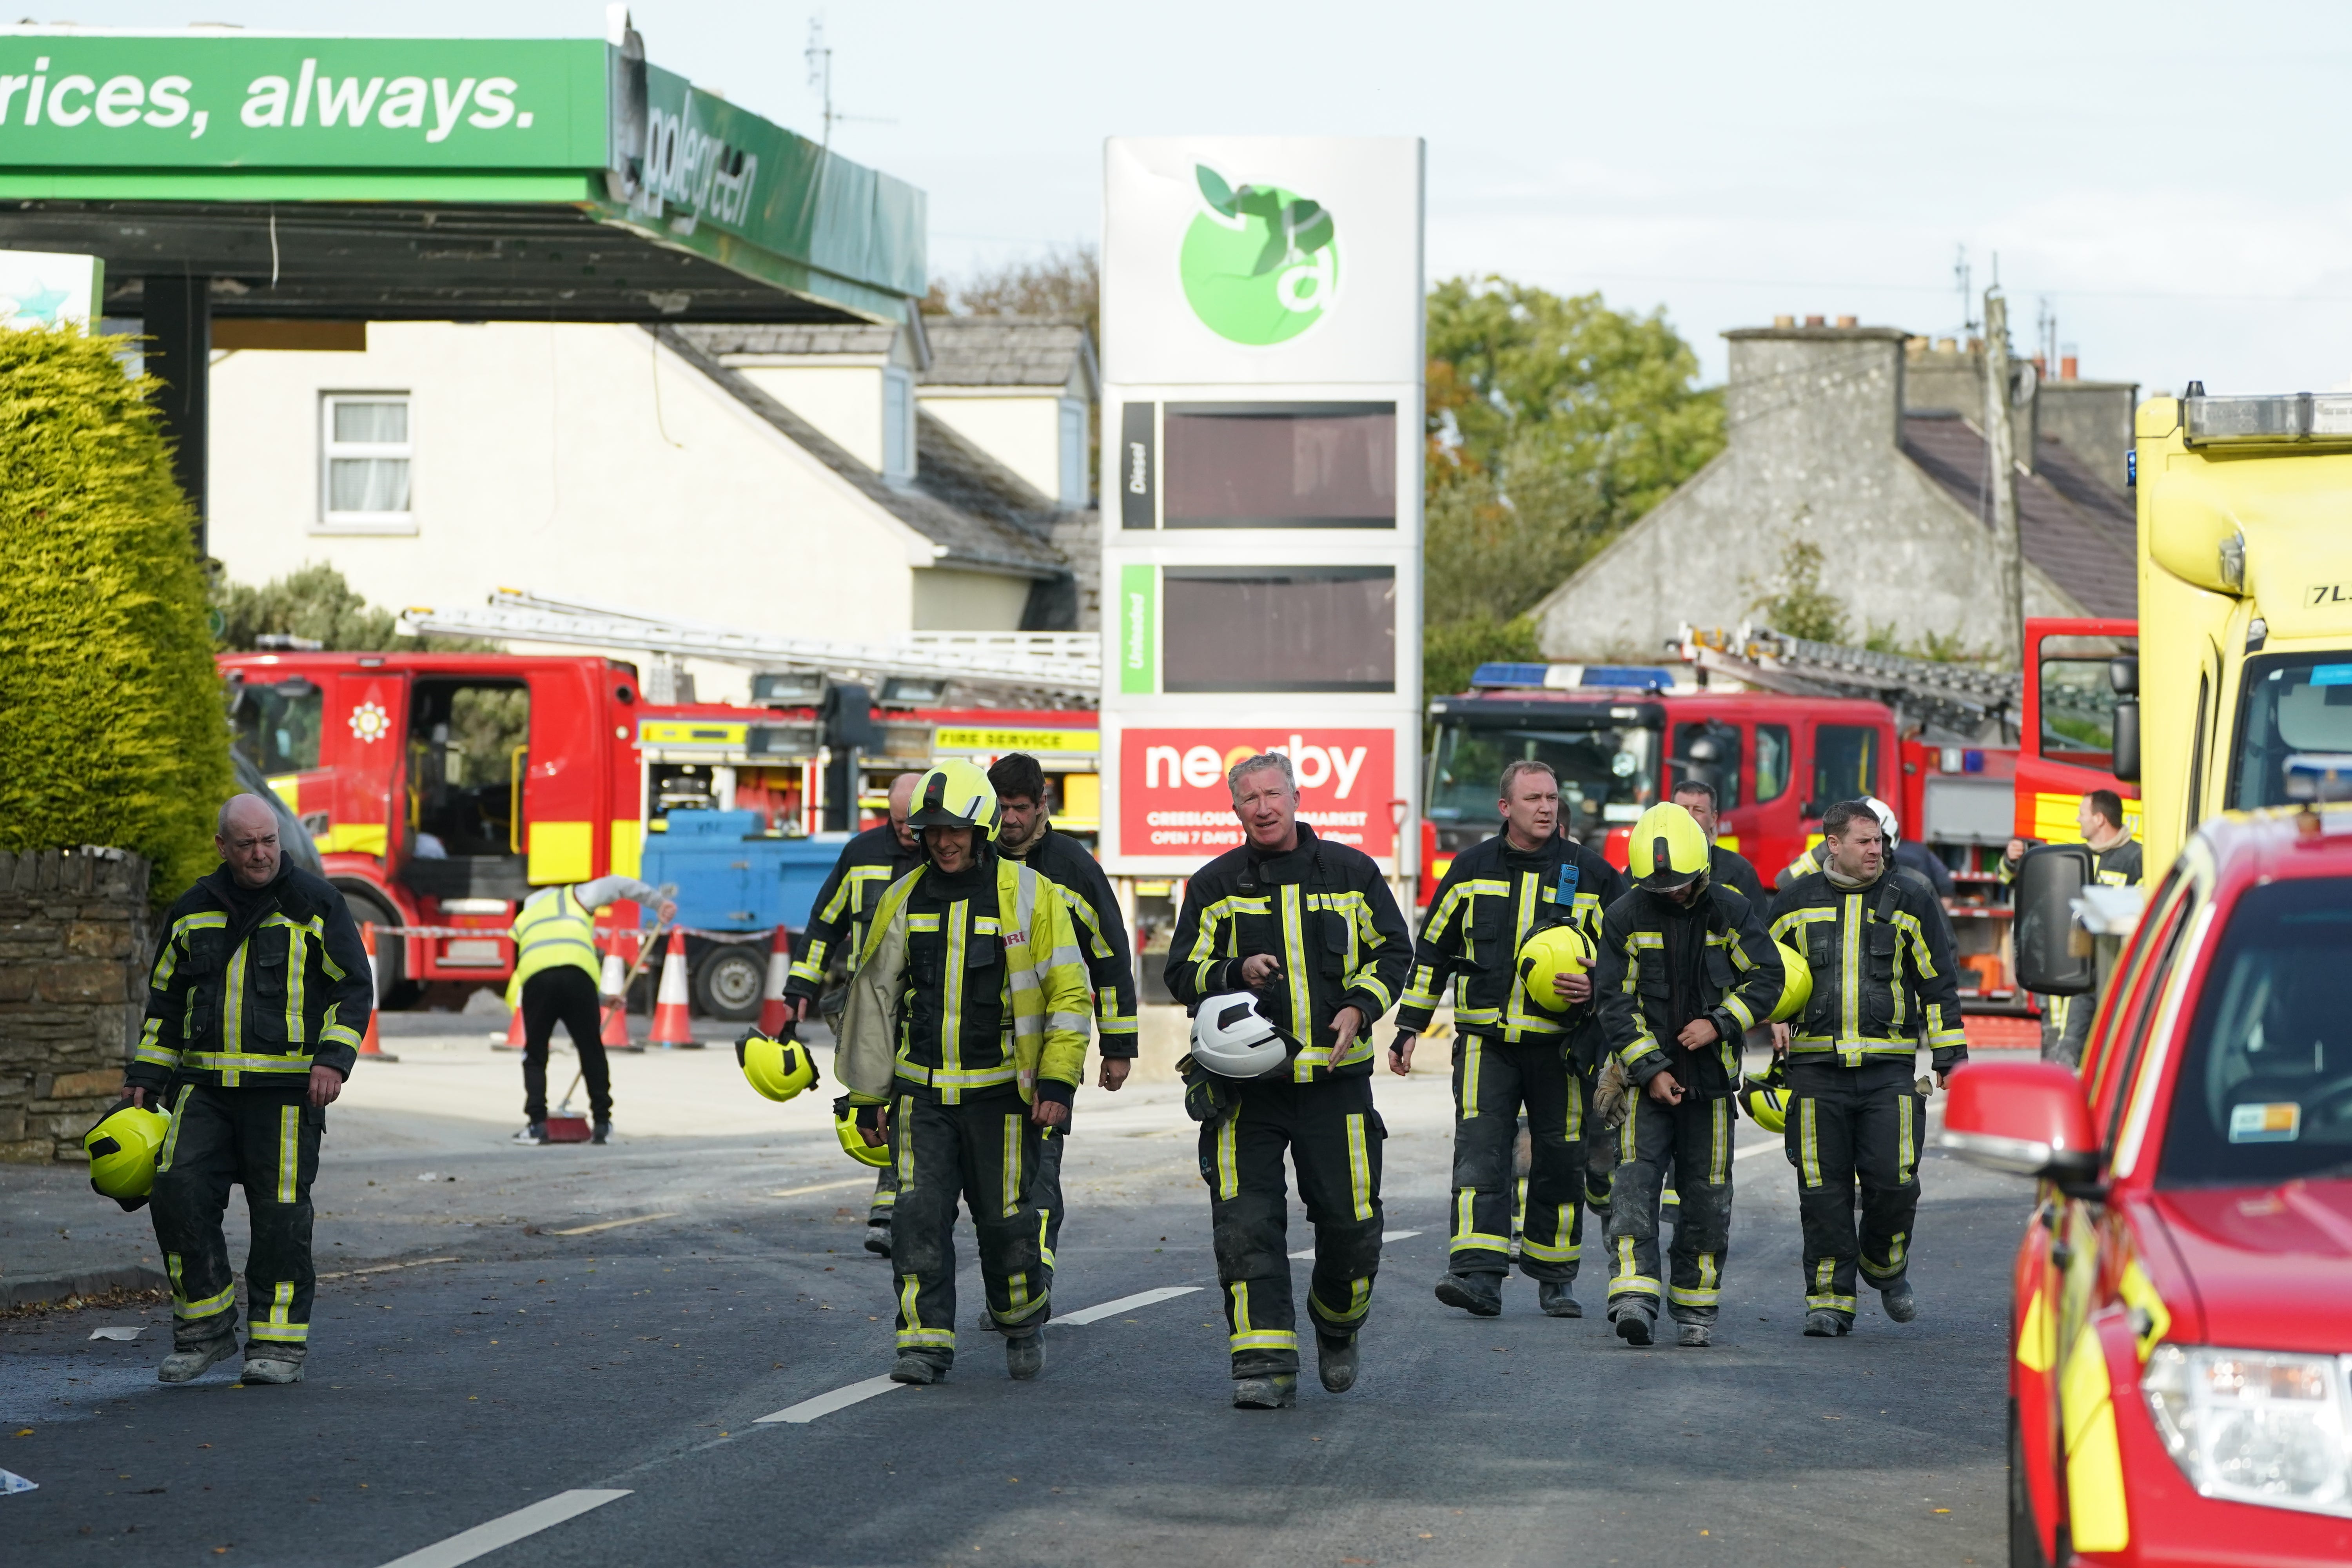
[1188,992,1292,1080]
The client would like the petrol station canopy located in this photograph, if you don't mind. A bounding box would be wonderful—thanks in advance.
[0,22,926,324]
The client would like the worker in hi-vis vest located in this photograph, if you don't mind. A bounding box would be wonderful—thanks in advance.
[507,875,675,1145]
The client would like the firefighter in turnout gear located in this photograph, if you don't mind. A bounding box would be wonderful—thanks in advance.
[989,753,1137,1265]
[788,770,922,1255]
[832,761,1093,1385]
[1594,802,1784,1349]
[1392,759,1625,1319]
[1166,753,1415,1409]
[1768,799,1967,1336]
[123,795,374,1386]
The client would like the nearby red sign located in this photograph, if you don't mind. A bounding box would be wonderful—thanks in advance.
[1118,727,1396,859]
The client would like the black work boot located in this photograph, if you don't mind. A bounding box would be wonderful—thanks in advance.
[591,1120,612,1145]
[864,1223,891,1259]
[512,1121,548,1145]
[1537,1281,1582,1318]
[1005,1331,1044,1381]
[1804,1310,1851,1338]
[1434,1272,1503,1317]
[158,1337,238,1384]
[1612,1304,1656,1347]
[1232,1373,1298,1409]
[1880,1281,1917,1323]
[1316,1334,1359,1393]
[889,1354,946,1384]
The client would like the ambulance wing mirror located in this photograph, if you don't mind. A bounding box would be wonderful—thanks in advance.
[2014,844,2096,996]
[2109,657,2140,782]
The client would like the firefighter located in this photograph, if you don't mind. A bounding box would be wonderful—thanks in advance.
[2003,788,2141,1067]
[123,795,374,1386]
[988,752,1136,1265]
[832,761,1092,1385]
[1670,779,1765,907]
[1166,753,1414,1408]
[1392,758,1623,1319]
[787,769,922,1254]
[1768,798,1967,1336]
[507,873,677,1145]
[1593,801,1784,1348]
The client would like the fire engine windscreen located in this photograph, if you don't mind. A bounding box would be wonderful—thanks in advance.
[2227,655,2352,810]
[1161,403,1396,528]
[2158,877,2352,1186]
[1160,566,1396,692]
[230,679,323,775]
[1426,715,1658,848]
[407,681,531,859]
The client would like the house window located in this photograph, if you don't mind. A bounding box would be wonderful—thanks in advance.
[319,394,413,531]
[882,367,915,482]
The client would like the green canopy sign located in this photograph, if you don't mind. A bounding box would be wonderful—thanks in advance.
[0,28,924,321]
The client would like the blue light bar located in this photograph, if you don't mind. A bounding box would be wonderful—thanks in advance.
[1584,666,1673,691]
[1470,662,1550,688]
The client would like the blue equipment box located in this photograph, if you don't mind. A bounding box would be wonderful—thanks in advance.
[638,811,852,936]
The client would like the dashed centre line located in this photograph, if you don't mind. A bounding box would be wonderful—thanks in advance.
[376,1488,630,1568]
[1051,1286,1201,1325]
[549,1212,680,1236]
[1292,1227,1421,1259]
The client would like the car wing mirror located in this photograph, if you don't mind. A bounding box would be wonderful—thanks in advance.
[2014,843,2096,996]
[1938,1059,2101,1187]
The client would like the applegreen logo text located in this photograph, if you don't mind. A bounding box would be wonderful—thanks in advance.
[1179,163,1337,346]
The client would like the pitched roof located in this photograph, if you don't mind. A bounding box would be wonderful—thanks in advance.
[650,324,1068,581]
[918,316,1097,392]
[1899,412,2136,617]
[679,322,898,358]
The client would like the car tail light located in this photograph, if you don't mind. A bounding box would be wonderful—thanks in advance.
[2143,1345,2352,1517]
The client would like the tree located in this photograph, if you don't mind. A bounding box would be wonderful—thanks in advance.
[924,241,1098,348]
[1751,537,1850,644]
[212,562,498,654]
[0,326,230,898]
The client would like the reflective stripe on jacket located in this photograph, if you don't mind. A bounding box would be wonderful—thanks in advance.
[1395,834,1621,1044]
[506,885,600,1004]
[837,854,1092,1106]
[787,823,919,998]
[1767,867,1968,1069]
[1594,883,1784,1095]
[129,866,374,1090]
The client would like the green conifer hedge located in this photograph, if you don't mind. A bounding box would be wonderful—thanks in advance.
[0,326,229,899]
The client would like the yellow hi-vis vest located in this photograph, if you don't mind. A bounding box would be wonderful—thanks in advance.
[506,886,600,1006]
[832,857,1092,1105]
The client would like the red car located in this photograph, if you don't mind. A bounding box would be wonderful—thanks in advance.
[1944,804,2352,1565]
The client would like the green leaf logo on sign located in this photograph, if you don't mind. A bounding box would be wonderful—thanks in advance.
[1180,163,1337,346]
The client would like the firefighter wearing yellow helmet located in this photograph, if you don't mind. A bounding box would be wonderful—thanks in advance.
[1591,801,1784,1349]
[1392,759,1628,1322]
[826,758,1094,1387]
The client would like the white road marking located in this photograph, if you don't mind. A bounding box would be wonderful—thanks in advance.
[1734,1140,1784,1161]
[549,1212,679,1236]
[766,1177,875,1200]
[1290,1227,1421,1259]
[755,1374,907,1425]
[1052,1286,1201,1325]
[375,1489,629,1568]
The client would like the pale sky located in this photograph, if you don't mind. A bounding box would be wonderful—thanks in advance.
[42,0,2352,396]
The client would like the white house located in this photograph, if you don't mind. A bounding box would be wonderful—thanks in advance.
[204,315,1097,700]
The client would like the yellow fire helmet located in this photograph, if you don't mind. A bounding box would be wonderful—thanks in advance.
[832,1095,891,1169]
[737,1028,819,1103]
[1742,1056,1791,1135]
[1769,938,1812,1023]
[83,1100,171,1212]
[1516,924,1597,1014]
[1627,802,1711,892]
[908,759,1001,842]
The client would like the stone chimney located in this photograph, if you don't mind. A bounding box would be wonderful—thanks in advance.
[1723,318,1912,454]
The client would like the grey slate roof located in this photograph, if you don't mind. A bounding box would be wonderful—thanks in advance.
[680,323,898,358]
[919,316,1096,391]
[1899,412,2136,617]
[650,324,1067,581]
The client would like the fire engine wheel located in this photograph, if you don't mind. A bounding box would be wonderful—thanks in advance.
[693,945,766,1024]
[338,886,424,1011]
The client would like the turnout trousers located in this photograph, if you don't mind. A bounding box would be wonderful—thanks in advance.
[1604,1088,1733,1327]
[1448,1035,1582,1282]
[889,1087,1053,1370]
[870,1122,1066,1255]
[1199,1073,1385,1379]
[149,1082,323,1362]
[1785,1059,1925,1323]
[520,966,612,1123]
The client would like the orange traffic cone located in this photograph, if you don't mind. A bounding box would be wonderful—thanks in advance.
[649,927,697,1048]
[357,924,397,1062]
[757,924,794,1036]
[499,1002,526,1051]
[599,927,638,1051]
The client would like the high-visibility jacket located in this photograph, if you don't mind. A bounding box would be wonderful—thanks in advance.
[128,866,374,1091]
[835,851,1092,1107]
[1595,883,1784,1096]
[786,822,920,1000]
[1005,826,1140,1055]
[1396,833,1623,1045]
[1164,824,1414,1082]
[506,885,599,1003]
[1767,867,1968,1071]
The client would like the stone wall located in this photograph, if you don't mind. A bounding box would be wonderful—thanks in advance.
[0,848,151,1162]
